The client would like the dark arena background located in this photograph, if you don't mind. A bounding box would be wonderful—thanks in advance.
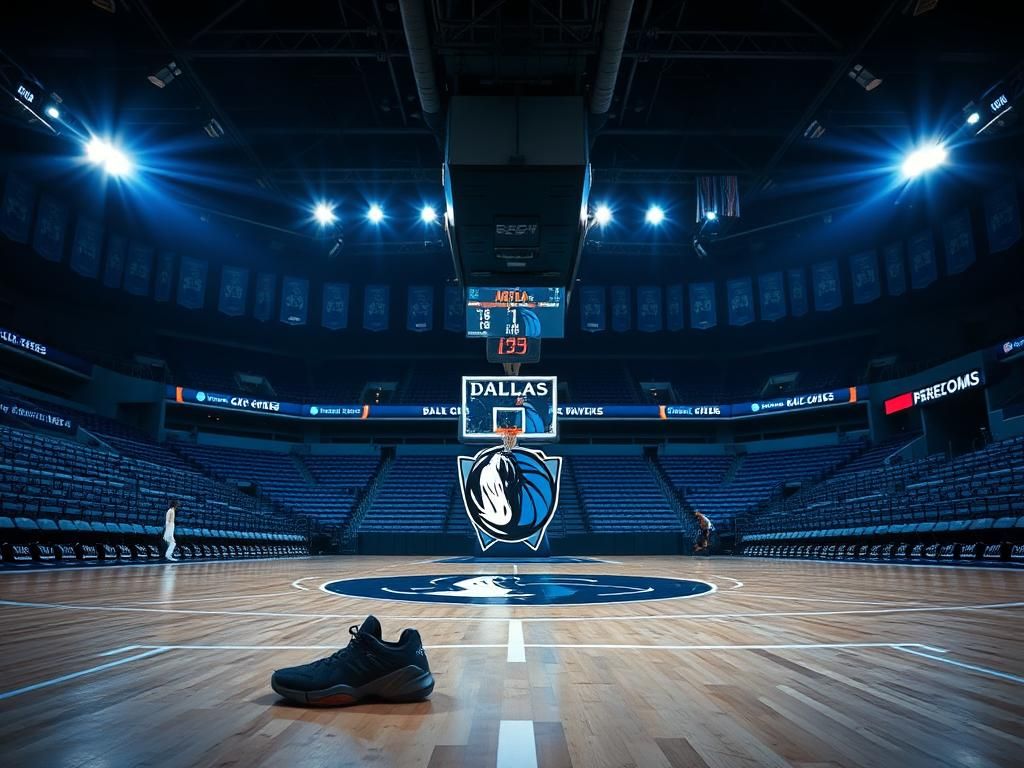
[1,2,1023,766]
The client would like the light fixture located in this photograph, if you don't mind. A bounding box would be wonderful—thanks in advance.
[85,137,133,176]
[594,204,613,227]
[420,205,438,224]
[848,64,882,92]
[901,143,947,179]
[966,111,981,125]
[645,205,665,225]
[45,105,60,120]
[148,61,182,89]
[313,202,337,226]
[367,203,384,224]
[705,210,717,221]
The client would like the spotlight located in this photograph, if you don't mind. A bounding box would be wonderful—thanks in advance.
[367,204,384,224]
[85,137,133,176]
[45,105,60,120]
[901,143,947,179]
[645,205,665,225]
[705,210,717,221]
[313,202,337,226]
[148,62,182,89]
[420,205,438,224]
[594,204,613,227]
[966,111,981,125]
[848,64,882,92]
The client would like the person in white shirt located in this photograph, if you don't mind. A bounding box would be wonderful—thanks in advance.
[163,500,179,561]
[693,510,714,554]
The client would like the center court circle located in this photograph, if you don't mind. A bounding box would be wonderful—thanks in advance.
[323,573,715,606]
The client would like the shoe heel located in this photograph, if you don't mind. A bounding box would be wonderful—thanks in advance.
[371,666,435,702]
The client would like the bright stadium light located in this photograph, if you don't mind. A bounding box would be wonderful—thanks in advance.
[420,205,438,224]
[901,143,948,179]
[594,204,613,227]
[966,111,981,125]
[367,203,384,224]
[45,105,60,119]
[645,205,665,225]
[705,210,718,221]
[313,202,337,226]
[85,137,133,176]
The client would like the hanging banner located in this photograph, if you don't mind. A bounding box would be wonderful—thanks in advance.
[849,250,880,305]
[812,261,841,312]
[883,242,906,296]
[787,268,808,317]
[279,276,309,326]
[70,215,103,278]
[123,242,154,296]
[758,272,785,322]
[666,284,685,331]
[363,284,390,332]
[637,286,662,332]
[177,256,208,310]
[984,183,1021,253]
[218,265,249,317]
[154,251,175,302]
[942,209,975,275]
[1,175,34,243]
[909,230,937,290]
[727,277,754,326]
[689,282,717,330]
[103,235,126,289]
[322,283,349,330]
[32,195,68,262]
[253,272,276,322]
[610,285,631,332]
[444,284,465,333]
[580,285,606,333]
[407,285,433,332]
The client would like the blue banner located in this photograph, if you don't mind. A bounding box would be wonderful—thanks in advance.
[123,242,154,296]
[253,272,276,322]
[758,272,785,321]
[363,284,390,332]
[154,252,175,302]
[580,285,606,333]
[727,277,754,326]
[942,209,975,276]
[444,285,465,333]
[279,276,309,326]
[0,327,91,375]
[32,195,68,262]
[322,283,350,330]
[611,285,631,332]
[103,235,126,289]
[984,183,1021,253]
[70,215,103,278]
[909,230,937,290]
[1,175,34,243]
[849,250,880,305]
[689,282,717,330]
[812,261,841,312]
[666,284,685,331]
[218,265,249,317]
[883,242,906,296]
[0,396,76,434]
[407,285,433,332]
[787,268,808,317]
[177,257,208,310]
[637,286,662,332]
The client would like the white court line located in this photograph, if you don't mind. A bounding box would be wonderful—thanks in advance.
[0,556,312,576]
[896,646,1024,685]
[497,720,538,768]
[513,564,518,575]
[507,619,526,662]
[738,594,919,606]
[291,577,318,591]
[0,648,168,701]
[99,645,141,656]
[712,575,744,589]
[102,644,507,651]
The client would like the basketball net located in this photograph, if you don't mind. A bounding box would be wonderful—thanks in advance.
[496,427,521,454]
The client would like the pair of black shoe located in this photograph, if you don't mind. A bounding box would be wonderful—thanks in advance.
[271,616,434,706]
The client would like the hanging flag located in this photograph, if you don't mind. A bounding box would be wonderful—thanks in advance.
[637,286,662,332]
[103,235,127,289]
[984,183,1021,252]
[666,284,685,331]
[908,230,937,289]
[787,268,808,317]
[883,242,906,296]
[218,265,249,316]
[154,252,175,302]
[849,250,880,304]
[942,209,975,275]
[580,285,606,333]
[727,277,754,326]
[689,282,717,329]
[70,215,103,278]
[444,284,465,333]
[32,195,68,262]
[322,282,350,330]
[407,285,433,332]
[123,242,154,296]
[812,261,841,311]
[1,175,34,243]
[363,284,390,332]
[177,257,208,310]
[279,276,309,325]
[758,272,785,321]
[253,272,276,321]
[611,285,631,332]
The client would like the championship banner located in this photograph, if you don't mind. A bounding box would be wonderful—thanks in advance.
[787,268,808,317]
[758,272,785,321]
[322,282,349,330]
[154,251,175,302]
[279,275,309,326]
[123,242,154,296]
[1,174,34,243]
[70,215,103,278]
[984,182,1021,253]
[444,285,465,333]
[407,285,433,332]
[253,272,276,322]
[103,234,126,289]
[849,250,880,305]
[727,277,754,326]
[611,285,631,332]
[218,265,249,317]
[942,209,975,275]
[666,284,685,331]
[908,230,937,290]
[689,282,717,329]
[580,285,606,333]
[637,286,662,332]
[363,284,390,332]
[32,194,68,262]
[812,260,841,312]
[177,257,208,310]
[883,242,906,296]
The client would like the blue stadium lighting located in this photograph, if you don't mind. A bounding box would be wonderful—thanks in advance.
[901,143,948,179]
[594,204,613,227]
[645,205,665,225]
[367,203,385,224]
[313,202,337,226]
[705,210,718,221]
[420,205,438,224]
[84,137,133,177]
[45,105,60,120]
[966,111,981,125]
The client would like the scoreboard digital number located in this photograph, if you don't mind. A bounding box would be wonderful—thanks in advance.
[465,286,565,339]
[486,336,542,364]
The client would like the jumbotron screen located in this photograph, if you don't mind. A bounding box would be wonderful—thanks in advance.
[465,286,565,339]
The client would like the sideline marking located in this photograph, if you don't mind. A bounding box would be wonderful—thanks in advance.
[0,648,168,701]
[498,720,538,768]
[896,646,1024,685]
[507,619,526,662]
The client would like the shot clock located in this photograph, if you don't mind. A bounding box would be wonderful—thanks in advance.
[486,336,542,364]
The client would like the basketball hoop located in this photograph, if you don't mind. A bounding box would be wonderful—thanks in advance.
[496,426,521,453]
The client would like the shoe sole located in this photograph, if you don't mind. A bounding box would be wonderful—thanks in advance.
[271,665,434,707]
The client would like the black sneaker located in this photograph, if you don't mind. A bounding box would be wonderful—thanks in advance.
[271,616,434,706]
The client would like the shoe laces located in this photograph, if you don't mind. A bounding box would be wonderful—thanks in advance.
[315,625,376,666]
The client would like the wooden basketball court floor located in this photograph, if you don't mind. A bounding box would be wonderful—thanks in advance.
[0,556,1021,768]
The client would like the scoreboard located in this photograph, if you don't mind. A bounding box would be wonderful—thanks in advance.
[465,286,565,339]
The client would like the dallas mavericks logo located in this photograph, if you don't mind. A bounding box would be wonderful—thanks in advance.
[457,444,561,550]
